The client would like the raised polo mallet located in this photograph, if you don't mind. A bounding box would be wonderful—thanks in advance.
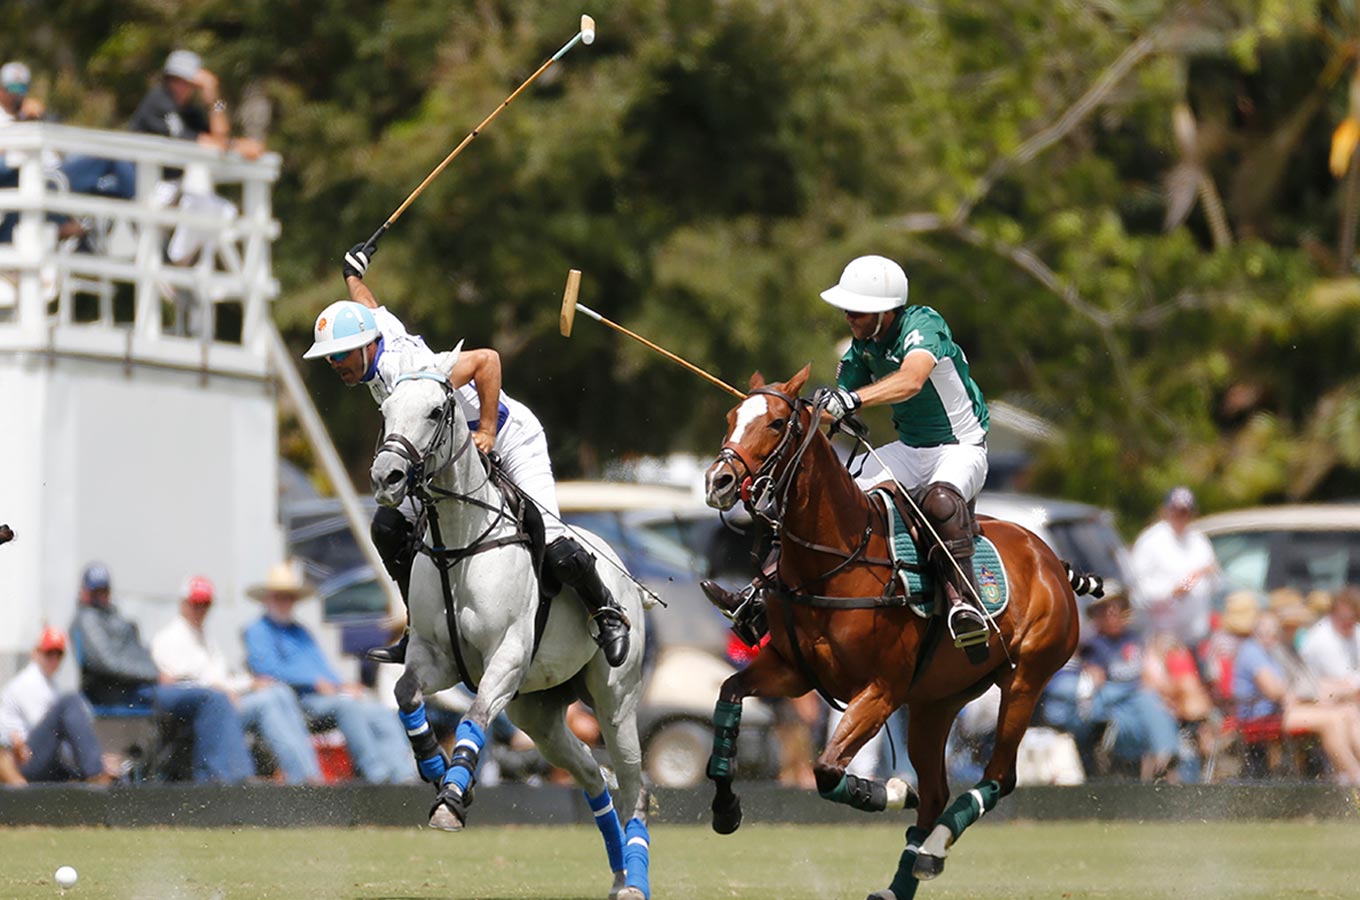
[364,14,597,249]
[560,269,746,399]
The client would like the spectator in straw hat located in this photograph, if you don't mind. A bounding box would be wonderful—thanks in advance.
[152,575,322,784]
[0,627,119,785]
[1299,585,1360,705]
[243,561,414,783]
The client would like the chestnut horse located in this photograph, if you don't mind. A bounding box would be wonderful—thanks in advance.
[703,367,1087,900]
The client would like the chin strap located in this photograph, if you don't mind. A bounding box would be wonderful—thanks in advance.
[869,312,886,340]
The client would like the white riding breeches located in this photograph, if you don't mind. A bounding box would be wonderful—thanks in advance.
[853,440,988,502]
[495,424,569,543]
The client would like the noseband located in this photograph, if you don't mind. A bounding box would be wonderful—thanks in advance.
[375,371,473,495]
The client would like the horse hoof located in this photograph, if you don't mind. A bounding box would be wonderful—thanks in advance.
[614,889,647,900]
[428,804,464,832]
[865,891,897,900]
[711,796,743,835]
[912,853,945,881]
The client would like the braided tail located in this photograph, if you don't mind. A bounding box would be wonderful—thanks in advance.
[1064,563,1104,598]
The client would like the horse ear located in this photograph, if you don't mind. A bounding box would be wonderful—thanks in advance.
[748,371,766,390]
[785,363,812,397]
[434,340,466,378]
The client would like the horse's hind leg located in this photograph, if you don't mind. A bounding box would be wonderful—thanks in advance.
[911,682,1043,882]
[814,682,917,815]
[509,693,633,899]
[587,673,651,900]
[709,647,811,835]
[868,700,958,898]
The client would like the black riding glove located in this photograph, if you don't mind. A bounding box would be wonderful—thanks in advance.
[343,242,377,280]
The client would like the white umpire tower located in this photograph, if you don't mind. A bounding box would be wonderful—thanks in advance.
[0,123,287,682]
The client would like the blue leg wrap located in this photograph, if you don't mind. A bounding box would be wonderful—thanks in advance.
[398,703,448,784]
[586,788,625,873]
[624,817,651,899]
[441,719,486,795]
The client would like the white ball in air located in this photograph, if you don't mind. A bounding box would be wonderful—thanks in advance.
[55,866,78,888]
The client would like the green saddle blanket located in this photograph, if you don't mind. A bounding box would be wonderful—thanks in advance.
[870,488,1010,618]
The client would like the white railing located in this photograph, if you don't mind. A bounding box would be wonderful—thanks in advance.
[0,122,281,377]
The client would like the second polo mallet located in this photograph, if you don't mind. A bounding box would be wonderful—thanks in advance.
[559,269,747,400]
[364,14,597,250]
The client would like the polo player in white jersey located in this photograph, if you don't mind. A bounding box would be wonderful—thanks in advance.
[302,242,629,667]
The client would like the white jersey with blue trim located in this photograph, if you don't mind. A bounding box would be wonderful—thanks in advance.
[363,306,542,452]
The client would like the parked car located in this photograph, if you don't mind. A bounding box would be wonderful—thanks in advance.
[1193,504,1360,595]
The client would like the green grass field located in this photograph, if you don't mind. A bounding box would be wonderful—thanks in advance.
[0,821,1353,899]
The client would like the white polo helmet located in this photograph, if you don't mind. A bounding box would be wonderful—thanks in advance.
[303,301,380,359]
[819,255,909,313]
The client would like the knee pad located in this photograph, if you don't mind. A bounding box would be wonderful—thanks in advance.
[546,536,595,584]
[371,507,414,567]
[920,482,967,526]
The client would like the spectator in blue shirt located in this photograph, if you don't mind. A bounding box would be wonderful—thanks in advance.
[243,561,413,783]
[1230,603,1360,784]
[1077,590,1180,781]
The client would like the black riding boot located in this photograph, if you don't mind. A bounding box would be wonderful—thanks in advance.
[921,483,988,659]
[700,580,770,647]
[366,507,414,664]
[547,536,630,667]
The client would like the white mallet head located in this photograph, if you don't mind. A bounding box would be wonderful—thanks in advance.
[580,14,596,45]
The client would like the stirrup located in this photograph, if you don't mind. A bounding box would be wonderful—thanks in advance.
[947,605,989,663]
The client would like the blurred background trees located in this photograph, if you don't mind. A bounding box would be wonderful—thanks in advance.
[8,0,1360,532]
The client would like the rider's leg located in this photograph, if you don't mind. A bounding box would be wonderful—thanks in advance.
[496,432,631,668]
[920,481,986,637]
[546,536,630,667]
[366,506,415,664]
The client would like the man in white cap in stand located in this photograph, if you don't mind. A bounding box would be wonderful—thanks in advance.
[701,255,993,654]
[128,49,263,159]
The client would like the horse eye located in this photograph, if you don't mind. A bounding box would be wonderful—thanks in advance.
[427,408,442,421]
[768,418,787,431]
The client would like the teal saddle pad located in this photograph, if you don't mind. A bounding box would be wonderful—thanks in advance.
[871,489,1010,618]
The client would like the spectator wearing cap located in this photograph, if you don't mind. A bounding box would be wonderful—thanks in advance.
[1299,585,1360,705]
[70,562,254,784]
[0,626,118,785]
[1129,486,1220,653]
[1074,590,1182,781]
[243,561,414,784]
[1231,602,1360,784]
[0,61,44,123]
[151,575,323,784]
[128,49,263,160]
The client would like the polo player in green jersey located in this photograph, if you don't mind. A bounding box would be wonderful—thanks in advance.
[702,254,991,647]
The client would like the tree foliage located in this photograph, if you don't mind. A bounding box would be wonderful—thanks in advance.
[9,0,1360,532]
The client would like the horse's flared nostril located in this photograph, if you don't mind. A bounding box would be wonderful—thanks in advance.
[385,469,405,487]
[713,472,735,493]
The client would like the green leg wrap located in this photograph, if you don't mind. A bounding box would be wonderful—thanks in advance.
[887,825,929,898]
[818,773,888,812]
[707,700,743,781]
[937,779,1002,841]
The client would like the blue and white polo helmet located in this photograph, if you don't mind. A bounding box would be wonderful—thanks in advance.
[303,300,379,359]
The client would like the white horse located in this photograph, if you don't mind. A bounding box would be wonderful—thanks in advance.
[370,365,653,900]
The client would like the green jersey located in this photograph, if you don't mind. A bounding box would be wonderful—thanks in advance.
[836,305,989,447]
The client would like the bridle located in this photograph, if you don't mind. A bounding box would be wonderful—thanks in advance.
[715,387,807,515]
[374,372,473,496]
[717,388,892,594]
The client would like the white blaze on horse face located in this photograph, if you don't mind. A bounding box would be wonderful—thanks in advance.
[728,395,770,447]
